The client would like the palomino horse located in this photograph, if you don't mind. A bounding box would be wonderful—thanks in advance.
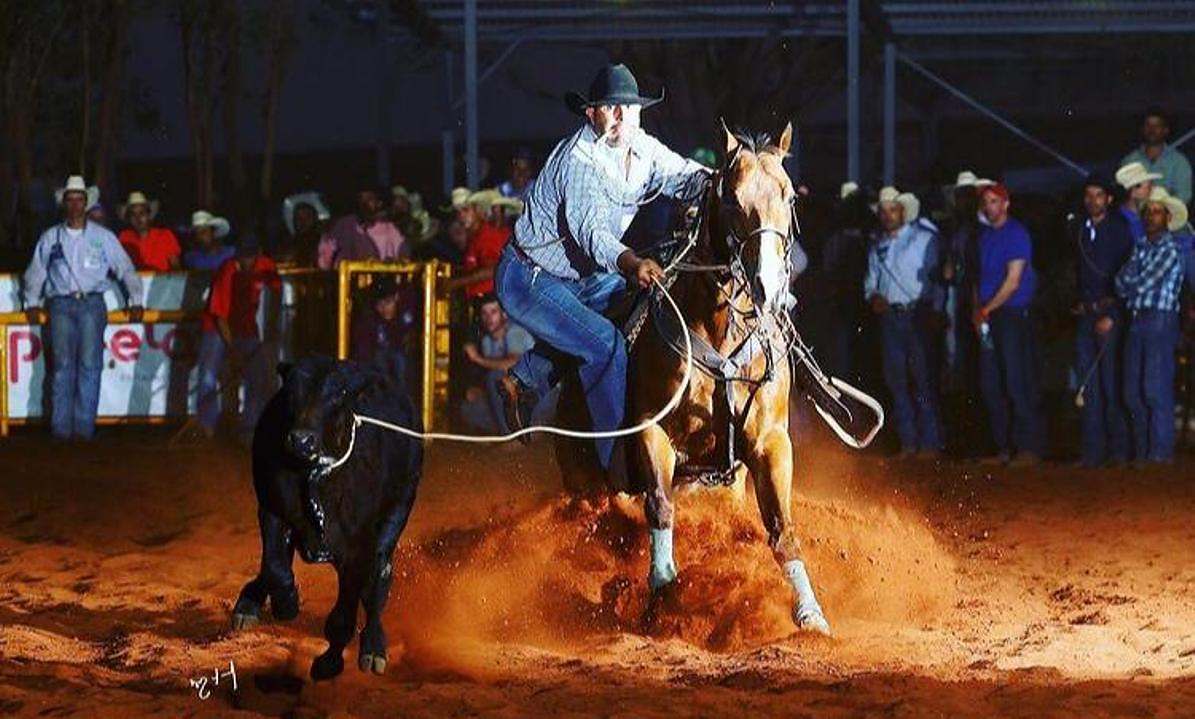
[626,122,831,635]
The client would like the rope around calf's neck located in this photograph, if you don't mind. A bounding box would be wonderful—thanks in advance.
[319,276,695,472]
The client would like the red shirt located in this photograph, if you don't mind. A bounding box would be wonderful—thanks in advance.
[118,227,181,272]
[202,256,282,338]
[462,222,511,298]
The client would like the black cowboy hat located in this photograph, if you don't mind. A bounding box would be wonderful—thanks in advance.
[565,63,663,116]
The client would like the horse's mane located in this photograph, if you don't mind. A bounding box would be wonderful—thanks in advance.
[729,128,779,157]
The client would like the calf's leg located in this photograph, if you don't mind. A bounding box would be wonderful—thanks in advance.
[310,565,363,681]
[358,497,416,675]
[232,509,298,629]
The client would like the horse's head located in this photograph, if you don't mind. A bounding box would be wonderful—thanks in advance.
[715,122,797,312]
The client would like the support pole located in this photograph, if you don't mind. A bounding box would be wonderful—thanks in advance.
[883,42,896,186]
[442,130,455,197]
[899,53,1087,177]
[421,262,437,433]
[443,50,455,197]
[336,261,351,360]
[847,0,860,183]
[464,0,479,189]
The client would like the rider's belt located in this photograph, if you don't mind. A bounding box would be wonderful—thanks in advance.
[888,302,913,313]
[53,291,103,301]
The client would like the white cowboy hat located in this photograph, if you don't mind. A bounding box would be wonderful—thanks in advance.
[954,170,995,189]
[877,186,920,223]
[840,181,860,200]
[1143,187,1189,232]
[55,175,100,210]
[281,191,331,236]
[191,210,231,238]
[442,186,472,212]
[1115,161,1163,190]
[118,191,160,222]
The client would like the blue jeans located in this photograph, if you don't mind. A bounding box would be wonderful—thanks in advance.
[1075,312,1128,465]
[47,294,108,440]
[196,330,269,435]
[879,309,942,451]
[1123,309,1179,463]
[978,306,1044,456]
[495,245,627,468]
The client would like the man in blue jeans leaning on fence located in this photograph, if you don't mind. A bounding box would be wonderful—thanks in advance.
[494,63,709,468]
[973,183,1044,467]
[23,175,145,441]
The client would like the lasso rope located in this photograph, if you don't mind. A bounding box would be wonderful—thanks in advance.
[319,275,695,471]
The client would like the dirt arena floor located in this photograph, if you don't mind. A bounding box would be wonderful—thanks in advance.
[1,425,1193,718]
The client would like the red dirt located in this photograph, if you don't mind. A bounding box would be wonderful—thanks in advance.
[0,428,1193,717]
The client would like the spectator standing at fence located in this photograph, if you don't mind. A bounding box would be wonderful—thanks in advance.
[818,183,872,381]
[22,175,145,441]
[350,276,417,385]
[195,240,281,439]
[318,187,406,268]
[940,171,992,390]
[446,190,517,300]
[1073,173,1135,468]
[1121,107,1192,205]
[864,186,943,457]
[390,186,440,258]
[275,191,330,266]
[183,211,235,271]
[1115,162,1162,241]
[415,216,469,264]
[117,191,181,271]
[460,295,536,434]
[498,146,538,203]
[973,183,1044,466]
[1116,188,1186,464]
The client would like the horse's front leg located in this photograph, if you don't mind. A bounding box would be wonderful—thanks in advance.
[639,424,678,592]
[745,428,831,636]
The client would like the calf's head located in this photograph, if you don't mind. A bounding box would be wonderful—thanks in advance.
[279,358,374,466]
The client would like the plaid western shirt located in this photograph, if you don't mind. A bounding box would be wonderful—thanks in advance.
[1115,232,1183,312]
[511,123,710,280]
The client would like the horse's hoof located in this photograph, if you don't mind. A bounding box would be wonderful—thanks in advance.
[310,651,344,681]
[231,612,260,631]
[794,607,832,637]
[358,652,387,675]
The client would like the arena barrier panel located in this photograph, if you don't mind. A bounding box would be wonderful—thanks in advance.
[0,262,452,437]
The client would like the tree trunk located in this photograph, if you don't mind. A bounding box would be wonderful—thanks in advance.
[219,0,246,226]
[94,0,130,199]
[260,0,294,204]
[80,1,92,177]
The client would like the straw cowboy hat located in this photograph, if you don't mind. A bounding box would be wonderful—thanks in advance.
[840,181,860,200]
[953,170,994,189]
[55,175,100,210]
[442,186,473,212]
[463,189,526,218]
[877,186,920,223]
[191,210,230,238]
[565,63,663,116]
[1143,187,1189,232]
[394,188,441,242]
[118,191,160,222]
[1115,161,1163,190]
[281,191,330,236]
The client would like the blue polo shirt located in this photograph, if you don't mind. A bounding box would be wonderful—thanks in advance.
[978,217,1036,308]
[1118,205,1145,241]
